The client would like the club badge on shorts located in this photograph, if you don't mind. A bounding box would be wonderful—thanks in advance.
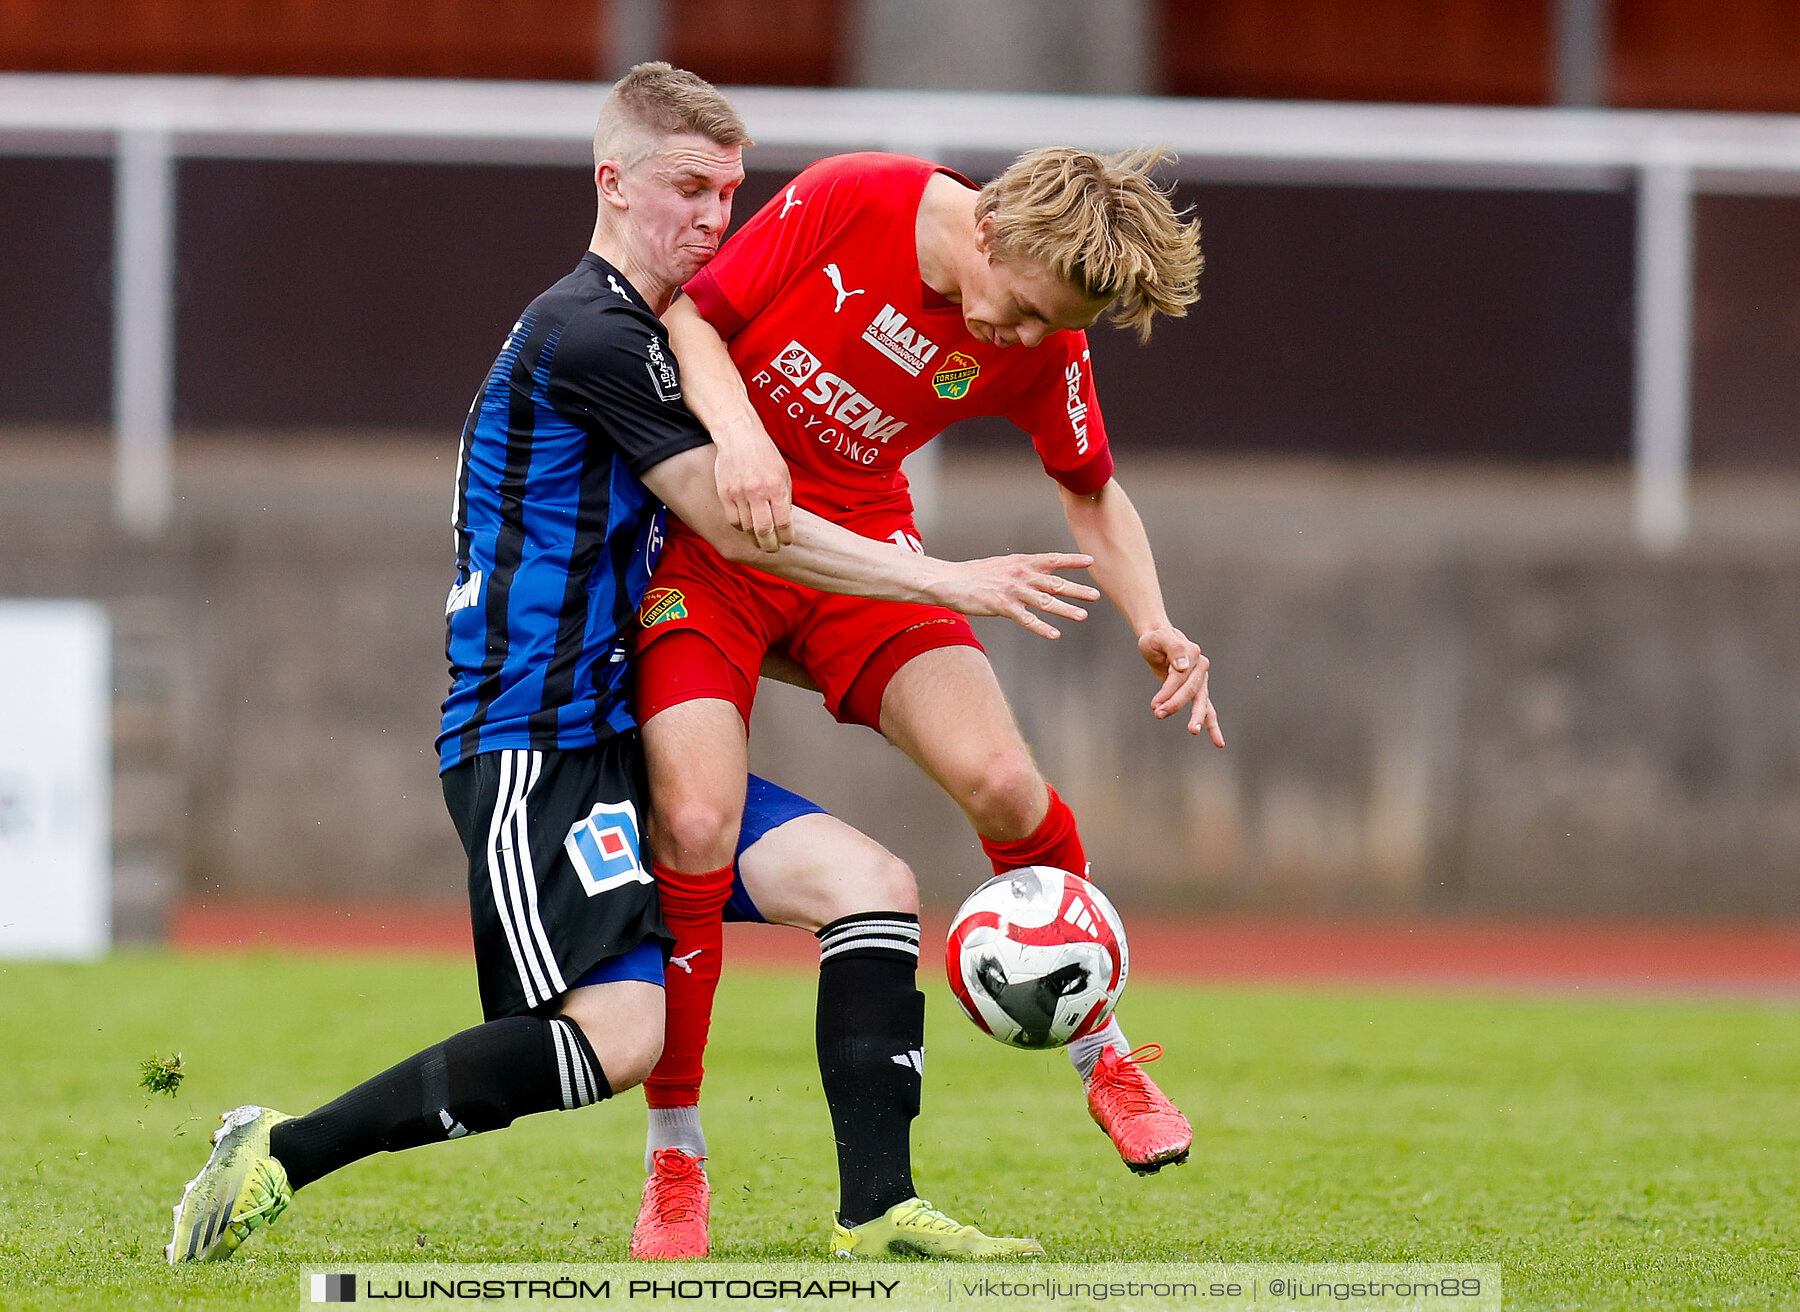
[565,800,653,896]
[638,587,687,628]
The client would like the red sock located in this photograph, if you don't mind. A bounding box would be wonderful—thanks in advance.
[979,785,1089,878]
[642,861,733,1110]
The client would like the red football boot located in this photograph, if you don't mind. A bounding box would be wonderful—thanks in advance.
[1085,1043,1193,1174]
[629,1149,711,1259]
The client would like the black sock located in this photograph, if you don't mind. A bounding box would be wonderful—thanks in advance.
[815,912,923,1227]
[269,1015,608,1190]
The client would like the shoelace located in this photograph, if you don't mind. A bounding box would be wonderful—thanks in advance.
[894,1200,963,1234]
[226,1178,286,1232]
[1092,1043,1168,1116]
[648,1151,707,1222]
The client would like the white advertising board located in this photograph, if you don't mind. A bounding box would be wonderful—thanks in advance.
[0,601,111,958]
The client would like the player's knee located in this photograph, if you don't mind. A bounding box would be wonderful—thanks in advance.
[864,852,920,917]
[560,991,665,1094]
[599,1024,664,1092]
[825,849,920,921]
[960,751,1046,839]
[651,793,741,872]
[570,1011,663,1093]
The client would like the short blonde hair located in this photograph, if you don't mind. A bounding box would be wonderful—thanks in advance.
[975,146,1202,342]
[593,62,752,172]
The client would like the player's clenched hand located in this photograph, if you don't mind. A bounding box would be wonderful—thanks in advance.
[714,428,794,553]
[1138,626,1225,746]
[929,553,1100,640]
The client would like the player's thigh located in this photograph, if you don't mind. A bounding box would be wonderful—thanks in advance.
[641,697,751,865]
[446,743,665,1023]
[558,978,665,1090]
[877,645,1045,805]
[736,813,919,932]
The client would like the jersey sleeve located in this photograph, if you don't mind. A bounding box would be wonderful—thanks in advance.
[545,303,712,477]
[683,154,887,338]
[1008,332,1115,495]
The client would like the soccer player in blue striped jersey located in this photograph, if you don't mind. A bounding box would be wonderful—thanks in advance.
[168,62,1086,1265]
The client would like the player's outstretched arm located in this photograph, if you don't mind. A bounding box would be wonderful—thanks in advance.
[644,445,1098,639]
[1058,478,1226,745]
[664,295,793,553]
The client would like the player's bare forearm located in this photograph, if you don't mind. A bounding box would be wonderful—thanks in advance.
[663,295,793,550]
[645,445,1097,638]
[662,296,761,447]
[1058,480,1171,634]
[1059,479,1226,745]
[647,448,929,596]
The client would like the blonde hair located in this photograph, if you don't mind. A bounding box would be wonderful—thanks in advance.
[975,146,1202,342]
[593,62,752,173]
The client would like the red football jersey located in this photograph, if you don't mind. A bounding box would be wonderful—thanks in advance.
[682,153,1113,528]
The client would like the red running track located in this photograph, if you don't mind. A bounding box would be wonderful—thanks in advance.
[168,900,1800,995]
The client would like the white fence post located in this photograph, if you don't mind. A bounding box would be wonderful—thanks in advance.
[1554,0,1610,107]
[606,0,668,78]
[1632,153,1695,554]
[113,121,176,538]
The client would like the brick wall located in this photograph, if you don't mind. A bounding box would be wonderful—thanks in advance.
[3,0,1798,110]
[0,0,605,80]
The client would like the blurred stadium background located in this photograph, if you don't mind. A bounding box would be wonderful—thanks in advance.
[2,0,1799,966]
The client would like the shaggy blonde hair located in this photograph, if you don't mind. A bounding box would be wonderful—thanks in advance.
[593,62,752,172]
[975,146,1202,342]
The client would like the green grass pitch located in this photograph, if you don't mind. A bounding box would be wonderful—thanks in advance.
[2,951,1798,1310]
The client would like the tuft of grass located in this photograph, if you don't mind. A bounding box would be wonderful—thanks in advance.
[1,950,1798,1310]
[138,1053,185,1098]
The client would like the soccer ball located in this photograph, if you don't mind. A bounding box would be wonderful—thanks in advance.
[945,866,1129,1049]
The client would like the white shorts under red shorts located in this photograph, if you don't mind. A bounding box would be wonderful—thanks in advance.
[634,517,982,730]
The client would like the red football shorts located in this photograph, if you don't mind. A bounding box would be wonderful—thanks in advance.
[633,519,983,731]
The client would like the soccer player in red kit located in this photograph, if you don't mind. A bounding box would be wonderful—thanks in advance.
[630,147,1222,1257]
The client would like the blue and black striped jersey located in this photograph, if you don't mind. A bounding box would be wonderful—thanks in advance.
[437,253,710,771]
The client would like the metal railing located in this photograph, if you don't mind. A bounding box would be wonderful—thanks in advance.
[6,74,1800,547]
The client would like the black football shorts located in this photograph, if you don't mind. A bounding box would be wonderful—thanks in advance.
[442,734,671,1021]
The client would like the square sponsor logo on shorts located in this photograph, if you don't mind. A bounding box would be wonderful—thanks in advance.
[771,340,822,386]
[565,800,653,896]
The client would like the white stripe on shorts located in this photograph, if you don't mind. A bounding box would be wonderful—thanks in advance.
[485,750,538,1007]
[510,751,568,1000]
[499,751,555,1005]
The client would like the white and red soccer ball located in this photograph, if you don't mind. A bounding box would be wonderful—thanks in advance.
[945,866,1129,1049]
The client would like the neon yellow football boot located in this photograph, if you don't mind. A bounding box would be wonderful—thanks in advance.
[831,1197,1045,1259]
[167,1104,295,1263]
